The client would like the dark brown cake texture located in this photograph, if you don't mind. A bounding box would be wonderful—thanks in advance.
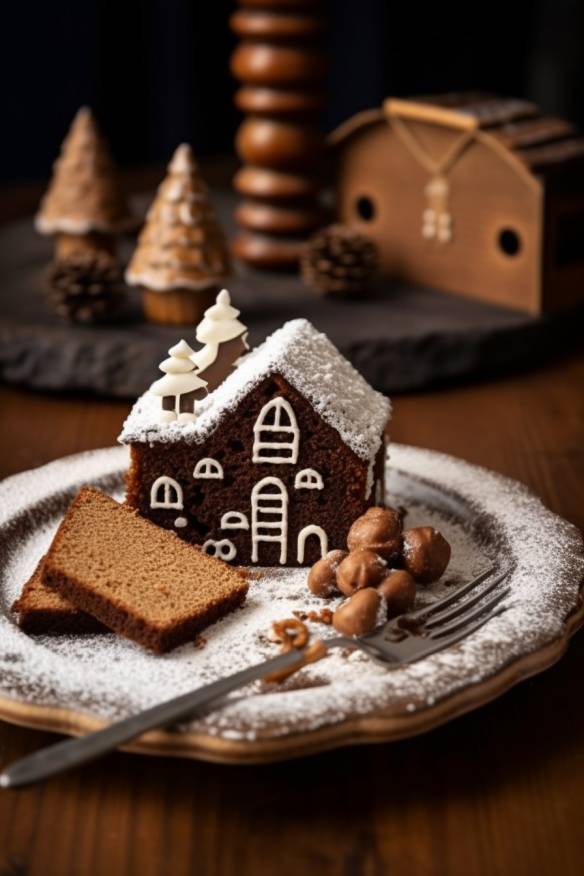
[42,487,249,653]
[120,319,391,568]
[12,557,105,635]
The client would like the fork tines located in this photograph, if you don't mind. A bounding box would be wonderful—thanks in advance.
[427,585,511,639]
[424,569,511,630]
[408,565,510,624]
[419,603,509,656]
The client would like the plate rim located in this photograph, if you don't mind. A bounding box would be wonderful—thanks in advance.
[0,597,582,764]
[1,444,583,763]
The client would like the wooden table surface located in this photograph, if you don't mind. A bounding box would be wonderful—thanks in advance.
[0,349,583,876]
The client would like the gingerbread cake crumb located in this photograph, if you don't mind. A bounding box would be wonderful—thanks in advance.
[271,617,309,652]
[292,610,308,621]
[265,616,328,683]
[295,608,334,625]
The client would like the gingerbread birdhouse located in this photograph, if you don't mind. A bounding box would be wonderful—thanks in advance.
[330,92,584,315]
[120,319,390,567]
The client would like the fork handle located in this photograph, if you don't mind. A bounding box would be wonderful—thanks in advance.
[0,640,348,789]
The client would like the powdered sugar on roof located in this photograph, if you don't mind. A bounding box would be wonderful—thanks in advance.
[119,319,391,462]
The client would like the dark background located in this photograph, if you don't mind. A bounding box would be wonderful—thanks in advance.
[1,0,583,184]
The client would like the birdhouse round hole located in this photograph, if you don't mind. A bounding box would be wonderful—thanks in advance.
[498,228,521,257]
[355,196,375,222]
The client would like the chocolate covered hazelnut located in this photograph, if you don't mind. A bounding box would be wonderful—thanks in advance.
[377,569,416,618]
[336,548,387,596]
[347,506,403,561]
[402,527,451,583]
[307,549,347,598]
[333,588,383,637]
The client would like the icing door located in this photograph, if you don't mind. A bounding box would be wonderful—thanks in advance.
[251,477,289,564]
[297,525,328,564]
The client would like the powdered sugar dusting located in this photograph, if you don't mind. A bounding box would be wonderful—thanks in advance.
[119,319,391,464]
[0,444,582,745]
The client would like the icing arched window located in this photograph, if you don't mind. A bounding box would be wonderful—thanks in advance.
[221,511,249,530]
[252,397,299,465]
[297,525,328,564]
[150,476,183,510]
[193,458,224,479]
[294,468,324,490]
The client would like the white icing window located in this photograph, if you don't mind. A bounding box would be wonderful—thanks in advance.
[297,525,328,564]
[150,476,183,510]
[221,511,249,530]
[252,397,299,465]
[202,539,237,561]
[294,468,324,490]
[251,476,289,564]
[193,458,224,479]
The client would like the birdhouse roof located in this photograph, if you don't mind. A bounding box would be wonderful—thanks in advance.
[330,92,584,183]
[119,318,391,463]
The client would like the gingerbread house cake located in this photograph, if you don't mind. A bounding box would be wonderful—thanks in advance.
[120,319,391,567]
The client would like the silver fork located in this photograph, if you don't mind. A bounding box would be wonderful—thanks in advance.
[352,564,510,665]
[0,565,510,788]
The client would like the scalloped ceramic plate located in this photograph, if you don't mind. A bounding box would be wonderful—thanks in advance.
[0,445,582,763]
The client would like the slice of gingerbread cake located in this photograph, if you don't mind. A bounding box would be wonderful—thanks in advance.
[42,487,249,653]
[120,317,391,568]
[12,558,105,635]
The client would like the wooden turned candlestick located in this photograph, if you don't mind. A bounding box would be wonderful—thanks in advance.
[230,0,327,270]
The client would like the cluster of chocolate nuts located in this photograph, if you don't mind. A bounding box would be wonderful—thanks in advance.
[307,507,451,637]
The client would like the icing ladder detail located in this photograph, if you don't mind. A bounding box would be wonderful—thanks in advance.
[251,477,289,564]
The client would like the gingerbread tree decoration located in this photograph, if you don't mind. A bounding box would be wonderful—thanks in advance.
[190,289,249,391]
[35,107,132,260]
[150,339,208,423]
[126,144,231,327]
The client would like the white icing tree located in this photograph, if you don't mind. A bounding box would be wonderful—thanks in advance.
[150,339,207,423]
[190,289,248,390]
[126,144,230,293]
[35,107,132,238]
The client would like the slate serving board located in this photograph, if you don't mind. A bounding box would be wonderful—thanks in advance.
[0,191,581,398]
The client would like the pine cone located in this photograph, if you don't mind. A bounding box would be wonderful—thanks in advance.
[46,251,126,324]
[301,224,378,295]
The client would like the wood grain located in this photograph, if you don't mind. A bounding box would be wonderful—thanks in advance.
[0,350,583,876]
[230,0,326,268]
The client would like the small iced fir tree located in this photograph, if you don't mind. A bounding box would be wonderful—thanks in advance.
[190,289,249,391]
[126,144,230,292]
[35,107,131,236]
[150,339,208,423]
